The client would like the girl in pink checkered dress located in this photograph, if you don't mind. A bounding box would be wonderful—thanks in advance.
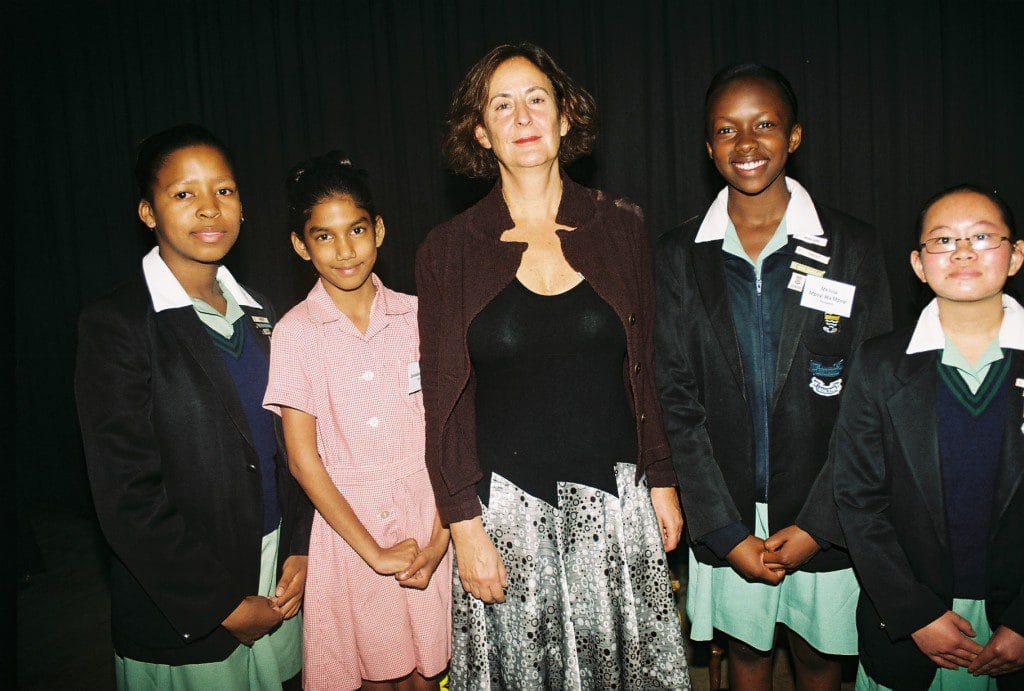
[264,152,452,691]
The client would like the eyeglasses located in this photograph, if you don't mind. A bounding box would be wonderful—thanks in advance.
[919,233,1011,254]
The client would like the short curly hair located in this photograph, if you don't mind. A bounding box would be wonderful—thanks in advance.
[443,42,598,179]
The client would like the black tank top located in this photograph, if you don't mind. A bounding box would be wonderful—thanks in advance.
[467,278,638,507]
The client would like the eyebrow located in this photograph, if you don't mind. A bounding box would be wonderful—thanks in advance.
[488,85,551,104]
[163,175,235,189]
[924,220,999,235]
[305,216,372,233]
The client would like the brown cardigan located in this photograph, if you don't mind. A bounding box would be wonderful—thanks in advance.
[415,175,677,525]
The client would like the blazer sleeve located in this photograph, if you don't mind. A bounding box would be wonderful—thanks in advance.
[75,303,246,641]
[796,236,893,547]
[415,237,483,526]
[631,214,676,487]
[654,243,744,541]
[833,347,947,641]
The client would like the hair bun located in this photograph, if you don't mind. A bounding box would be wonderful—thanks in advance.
[326,150,353,168]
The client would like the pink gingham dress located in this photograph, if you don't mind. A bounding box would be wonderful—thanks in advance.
[264,275,451,690]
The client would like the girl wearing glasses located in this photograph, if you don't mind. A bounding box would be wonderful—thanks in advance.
[835,184,1024,689]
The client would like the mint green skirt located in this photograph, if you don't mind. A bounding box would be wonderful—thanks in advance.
[855,598,996,690]
[687,502,859,654]
[114,527,303,690]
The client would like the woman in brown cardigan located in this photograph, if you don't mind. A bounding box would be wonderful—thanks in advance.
[415,43,690,690]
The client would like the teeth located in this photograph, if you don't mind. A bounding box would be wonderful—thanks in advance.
[735,160,766,170]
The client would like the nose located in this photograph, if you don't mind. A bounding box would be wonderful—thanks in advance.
[950,237,978,260]
[514,100,531,126]
[336,237,356,260]
[196,193,221,220]
[735,129,756,153]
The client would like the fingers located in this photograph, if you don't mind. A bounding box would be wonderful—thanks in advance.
[763,534,785,552]
[277,594,303,619]
[952,612,978,639]
[929,654,960,670]
[397,551,432,581]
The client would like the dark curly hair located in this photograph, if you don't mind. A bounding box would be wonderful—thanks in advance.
[285,151,378,237]
[443,42,598,179]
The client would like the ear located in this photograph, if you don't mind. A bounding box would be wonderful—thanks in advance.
[910,249,928,284]
[291,232,311,261]
[138,199,156,229]
[787,123,803,154]
[1008,239,1024,277]
[559,112,569,138]
[705,141,713,160]
[373,216,387,248]
[474,122,493,150]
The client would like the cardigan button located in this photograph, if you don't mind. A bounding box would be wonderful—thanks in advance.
[633,363,642,373]
[628,313,637,325]
[247,464,257,473]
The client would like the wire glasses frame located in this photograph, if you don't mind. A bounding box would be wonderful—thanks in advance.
[919,234,1011,254]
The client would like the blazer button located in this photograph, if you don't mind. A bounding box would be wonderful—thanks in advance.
[878,621,886,630]
[633,363,642,373]
[183,633,191,640]
[628,313,637,325]
[248,464,257,473]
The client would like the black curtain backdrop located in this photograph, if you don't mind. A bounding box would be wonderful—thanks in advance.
[13,0,1024,511]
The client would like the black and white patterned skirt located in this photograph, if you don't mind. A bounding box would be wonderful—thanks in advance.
[450,463,691,690]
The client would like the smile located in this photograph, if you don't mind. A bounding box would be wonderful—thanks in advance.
[733,159,768,171]
[514,136,541,144]
[335,263,363,276]
[192,229,227,243]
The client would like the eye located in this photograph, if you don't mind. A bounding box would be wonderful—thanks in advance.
[715,126,735,136]
[351,226,367,236]
[936,236,953,245]
[973,233,990,242]
[217,186,235,196]
[755,120,777,129]
[495,101,511,111]
[314,232,331,242]
[173,191,192,199]
[529,95,546,104]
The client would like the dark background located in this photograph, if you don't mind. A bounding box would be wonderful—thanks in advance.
[13,0,1024,516]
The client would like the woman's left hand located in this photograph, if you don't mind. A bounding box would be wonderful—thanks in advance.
[968,625,1024,677]
[273,555,308,619]
[650,487,684,552]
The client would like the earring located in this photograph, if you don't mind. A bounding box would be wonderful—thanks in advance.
[240,210,246,224]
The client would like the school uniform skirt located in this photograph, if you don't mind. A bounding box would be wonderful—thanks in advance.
[687,502,859,655]
[855,598,996,691]
[114,526,302,690]
[449,462,690,691]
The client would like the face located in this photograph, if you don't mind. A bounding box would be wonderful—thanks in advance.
[138,145,241,268]
[291,195,385,303]
[705,77,802,196]
[474,56,569,172]
[911,191,1024,303]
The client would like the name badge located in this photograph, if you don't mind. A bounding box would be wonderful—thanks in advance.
[794,245,830,265]
[408,361,422,394]
[796,234,828,248]
[800,275,856,318]
[790,261,826,278]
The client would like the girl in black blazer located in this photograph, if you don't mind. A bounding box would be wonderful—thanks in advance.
[75,124,312,689]
[835,185,1024,690]
[655,64,892,690]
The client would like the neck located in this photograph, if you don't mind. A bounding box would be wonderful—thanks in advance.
[160,248,220,301]
[498,162,563,223]
[727,174,791,228]
[323,276,377,333]
[937,293,1004,347]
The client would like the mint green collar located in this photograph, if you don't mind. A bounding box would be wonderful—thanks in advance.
[721,217,790,278]
[941,336,1003,395]
[191,280,245,338]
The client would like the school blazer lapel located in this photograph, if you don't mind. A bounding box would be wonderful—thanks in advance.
[692,241,745,391]
[888,350,948,549]
[771,284,810,412]
[993,352,1024,530]
[159,307,256,451]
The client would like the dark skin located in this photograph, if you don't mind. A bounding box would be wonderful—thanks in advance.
[706,77,839,690]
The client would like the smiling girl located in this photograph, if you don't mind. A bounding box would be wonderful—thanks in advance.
[263,153,451,691]
[655,64,892,690]
[835,185,1024,690]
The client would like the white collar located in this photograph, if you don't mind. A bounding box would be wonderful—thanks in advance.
[906,294,1024,353]
[694,177,825,243]
[141,246,261,312]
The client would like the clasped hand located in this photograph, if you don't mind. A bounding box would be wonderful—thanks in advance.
[370,534,449,591]
[726,525,820,584]
[912,611,1024,676]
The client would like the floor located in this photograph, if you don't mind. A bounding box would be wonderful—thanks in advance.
[18,509,856,689]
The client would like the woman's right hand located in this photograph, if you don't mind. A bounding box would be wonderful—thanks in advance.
[221,595,284,646]
[450,516,507,603]
[726,535,784,585]
[370,538,420,576]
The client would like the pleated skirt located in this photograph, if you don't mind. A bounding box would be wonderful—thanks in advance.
[450,462,690,690]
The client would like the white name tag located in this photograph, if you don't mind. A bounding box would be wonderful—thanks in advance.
[800,275,856,318]
[796,234,828,247]
[408,361,421,394]
[787,272,807,292]
[795,245,830,265]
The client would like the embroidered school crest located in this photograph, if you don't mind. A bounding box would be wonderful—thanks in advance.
[822,313,841,334]
[809,376,843,397]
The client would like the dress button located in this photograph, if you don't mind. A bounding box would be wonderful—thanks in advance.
[380,511,390,519]
[628,313,637,325]
[368,417,380,428]
[633,363,642,373]
[360,370,374,381]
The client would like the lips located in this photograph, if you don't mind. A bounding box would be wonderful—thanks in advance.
[192,228,228,243]
[732,159,768,172]
[514,136,541,145]
[335,263,364,276]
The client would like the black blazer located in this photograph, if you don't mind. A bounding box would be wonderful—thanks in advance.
[75,275,313,665]
[655,205,892,570]
[834,328,1024,689]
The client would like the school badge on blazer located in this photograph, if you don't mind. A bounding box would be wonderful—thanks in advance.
[808,358,844,397]
[251,315,273,336]
[822,313,841,334]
